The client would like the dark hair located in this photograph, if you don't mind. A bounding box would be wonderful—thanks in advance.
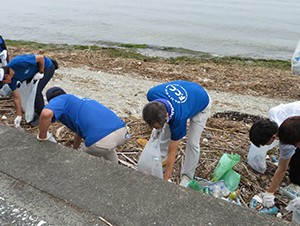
[142,101,168,126]
[249,119,278,147]
[2,66,10,79]
[46,87,66,102]
[278,116,300,145]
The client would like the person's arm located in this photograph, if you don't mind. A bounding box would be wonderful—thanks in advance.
[12,89,22,116]
[73,133,82,149]
[267,157,291,193]
[35,55,45,73]
[164,139,181,181]
[38,109,54,139]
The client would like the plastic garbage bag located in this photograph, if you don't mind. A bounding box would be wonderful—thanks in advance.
[247,139,279,174]
[137,128,163,179]
[268,101,300,126]
[212,153,240,181]
[286,197,300,224]
[17,79,39,123]
[0,50,7,66]
[218,168,241,192]
[211,153,241,191]
[292,38,300,75]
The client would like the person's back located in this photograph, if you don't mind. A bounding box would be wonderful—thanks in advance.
[46,94,126,146]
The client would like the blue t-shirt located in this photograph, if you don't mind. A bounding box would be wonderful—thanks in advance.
[7,55,53,91]
[45,94,126,147]
[147,81,209,141]
[0,36,6,52]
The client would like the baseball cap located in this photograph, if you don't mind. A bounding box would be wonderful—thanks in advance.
[46,87,66,102]
[0,68,4,89]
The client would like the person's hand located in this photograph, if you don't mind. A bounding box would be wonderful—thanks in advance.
[262,192,275,207]
[33,72,44,80]
[14,116,22,128]
[37,131,57,143]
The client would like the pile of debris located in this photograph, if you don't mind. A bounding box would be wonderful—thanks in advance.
[0,96,294,222]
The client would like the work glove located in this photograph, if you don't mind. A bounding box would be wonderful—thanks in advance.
[37,131,57,143]
[14,116,22,128]
[262,192,275,207]
[33,72,44,80]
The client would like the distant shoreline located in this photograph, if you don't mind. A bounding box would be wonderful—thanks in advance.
[5,40,291,70]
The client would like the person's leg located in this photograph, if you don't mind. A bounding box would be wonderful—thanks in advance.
[181,99,211,180]
[80,126,130,163]
[289,148,300,186]
[35,64,55,115]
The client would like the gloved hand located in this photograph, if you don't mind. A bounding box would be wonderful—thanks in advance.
[33,72,44,80]
[262,192,275,207]
[14,116,22,128]
[37,131,57,143]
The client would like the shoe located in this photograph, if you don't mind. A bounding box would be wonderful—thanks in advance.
[179,175,191,187]
[29,114,40,127]
[280,183,300,200]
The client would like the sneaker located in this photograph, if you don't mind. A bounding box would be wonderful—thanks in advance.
[28,114,40,127]
[280,183,300,200]
[179,175,191,187]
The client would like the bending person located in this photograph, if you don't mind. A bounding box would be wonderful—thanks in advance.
[142,81,211,185]
[0,54,57,126]
[38,87,130,163]
[249,101,300,207]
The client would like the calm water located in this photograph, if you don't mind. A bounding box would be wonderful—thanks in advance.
[2,0,300,60]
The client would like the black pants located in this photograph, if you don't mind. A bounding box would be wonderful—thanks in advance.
[289,148,300,186]
[35,64,55,115]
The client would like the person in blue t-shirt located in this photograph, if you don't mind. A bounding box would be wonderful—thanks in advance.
[37,87,130,163]
[0,54,58,127]
[142,81,212,186]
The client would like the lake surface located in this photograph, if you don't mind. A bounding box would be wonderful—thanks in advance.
[2,0,300,60]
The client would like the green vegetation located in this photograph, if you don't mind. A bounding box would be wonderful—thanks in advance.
[6,40,290,70]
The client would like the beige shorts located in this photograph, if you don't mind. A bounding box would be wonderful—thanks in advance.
[80,126,130,163]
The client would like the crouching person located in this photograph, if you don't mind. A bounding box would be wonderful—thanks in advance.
[37,87,130,163]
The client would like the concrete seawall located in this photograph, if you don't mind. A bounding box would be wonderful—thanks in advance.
[0,123,292,225]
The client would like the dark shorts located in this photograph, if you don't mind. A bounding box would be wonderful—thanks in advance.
[289,148,300,185]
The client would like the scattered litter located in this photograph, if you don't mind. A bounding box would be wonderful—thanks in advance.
[206,133,213,140]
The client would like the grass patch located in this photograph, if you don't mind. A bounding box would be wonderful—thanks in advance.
[5,40,290,69]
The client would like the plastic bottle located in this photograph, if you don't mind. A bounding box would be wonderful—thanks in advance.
[228,190,240,200]
[0,84,11,96]
[249,195,278,215]
[259,206,278,215]
[187,179,201,192]
[212,185,222,198]
[202,187,211,195]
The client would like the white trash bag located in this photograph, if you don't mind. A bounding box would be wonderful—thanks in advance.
[269,101,300,126]
[0,50,7,66]
[286,197,300,224]
[247,139,279,174]
[137,128,163,179]
[292,38,300,75]
[17,79,39,123]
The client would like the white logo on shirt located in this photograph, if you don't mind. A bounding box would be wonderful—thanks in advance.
[165,84,188,103]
